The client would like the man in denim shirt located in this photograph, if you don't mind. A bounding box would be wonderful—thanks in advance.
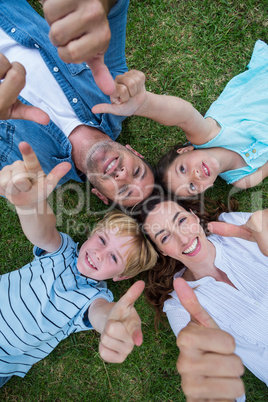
[0,0,154,207]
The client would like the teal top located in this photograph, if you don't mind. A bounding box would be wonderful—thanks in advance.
[194,40,268,184]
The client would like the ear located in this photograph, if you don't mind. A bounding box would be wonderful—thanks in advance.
[91,188,109,205]
[113,275,131,282]
[176,145,194,154]
[125,144,144,159]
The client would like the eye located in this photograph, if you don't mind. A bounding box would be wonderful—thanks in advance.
[118,185,128,196]
[133,167,140,177]
[180,165,186,173]
[161,234,169,244]
[99,236,105,245]
[111,254,117,263]
[178,217,186,225]
[190,183,195,191]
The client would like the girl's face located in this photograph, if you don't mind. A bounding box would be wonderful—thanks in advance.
[165,147,220,197]
[144,201,209,264]
[77,227,132,281]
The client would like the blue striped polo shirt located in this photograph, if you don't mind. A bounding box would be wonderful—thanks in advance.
[0,233,113,378]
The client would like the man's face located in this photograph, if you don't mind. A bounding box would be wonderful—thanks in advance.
[86,141,155,207]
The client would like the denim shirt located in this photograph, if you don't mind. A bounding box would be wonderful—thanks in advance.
[0,0,129,184]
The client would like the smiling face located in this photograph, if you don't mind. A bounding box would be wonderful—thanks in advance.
[164,147,220,197]
[144,201,210,264]
[86,141,154,207]
[77,227,133,281]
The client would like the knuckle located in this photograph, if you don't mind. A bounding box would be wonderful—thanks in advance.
[8,65,26,88]
[0,53,10,70]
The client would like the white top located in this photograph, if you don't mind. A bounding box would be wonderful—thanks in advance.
[0,28,82,137]
[163,212,268,387]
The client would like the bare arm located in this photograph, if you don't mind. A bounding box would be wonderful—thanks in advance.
[233,161,268,189]
[209,209,268,257]
[92,69,219,144]
[88,281,144,363]
[0,142,71,252]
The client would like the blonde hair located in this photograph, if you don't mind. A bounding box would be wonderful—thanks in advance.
[91,210,158,278]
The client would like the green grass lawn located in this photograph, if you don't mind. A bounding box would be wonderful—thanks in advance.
[1,0,268,400]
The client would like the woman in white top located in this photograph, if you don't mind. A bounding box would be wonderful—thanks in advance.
[137,194,268,399]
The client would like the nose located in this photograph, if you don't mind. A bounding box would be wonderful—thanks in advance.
[94,249,102,261]
[193,168,201,180]
[115,166,128,180]
[175,231,189,246]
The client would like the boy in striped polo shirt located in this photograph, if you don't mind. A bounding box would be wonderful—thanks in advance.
[0,142,157,387]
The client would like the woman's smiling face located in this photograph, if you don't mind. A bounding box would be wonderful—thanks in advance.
[144,201,209,264]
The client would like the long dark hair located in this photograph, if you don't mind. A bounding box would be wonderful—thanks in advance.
[154,142,189,191]
[134,191,238,326]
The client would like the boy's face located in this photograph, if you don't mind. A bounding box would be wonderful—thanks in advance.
[77,227,132,281]
[165,148,220,197]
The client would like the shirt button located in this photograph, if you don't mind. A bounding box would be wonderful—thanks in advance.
[11,28,16,33]
[245,153,249,157]
[252,149,256,153]
[53,67,59,72]
[34,43,40,49]
[89,121,94,124]
[72,98,78,104]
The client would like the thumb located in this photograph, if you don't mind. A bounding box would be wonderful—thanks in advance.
[87,55,115,95]
[208,221,252,241]
[12,101,50,125]
[45,162,72,191]
[174,278,218,329]
[111,281,145,345]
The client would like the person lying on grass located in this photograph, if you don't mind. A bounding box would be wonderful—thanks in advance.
[136,192,268,400]
[0,141,157,388]
[92,40,268,198]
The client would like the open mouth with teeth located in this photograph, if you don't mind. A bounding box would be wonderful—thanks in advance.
[104,157,119,174]
[86,253,98,270]
[202,162,210,177]
[182,238,199,256]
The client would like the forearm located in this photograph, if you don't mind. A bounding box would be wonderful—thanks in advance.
[88,298,116,333]
[135,92,213,142]
[16,200,61,252]
[234,162,268,189]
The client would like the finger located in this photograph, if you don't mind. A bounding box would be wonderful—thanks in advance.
[92,102,117,115]
[177,323,236,355]
[118,281,145,309]
[174,278,218,329]
[115,70,145,97]
[11,162,32,193]
[11,101,50,125]
[42,0,75,26]
[87,56,116,95]
[19,142,43,175]
[99,343,129,364]
[131,327,143,347]
[0,61,26,116]
[182,376,245,402]
[208,221,252,241]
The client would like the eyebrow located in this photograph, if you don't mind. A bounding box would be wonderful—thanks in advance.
[155,211,181,239]
[173,211,181,223]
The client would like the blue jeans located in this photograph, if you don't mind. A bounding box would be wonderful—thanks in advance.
[0,376,12,388]
[0,0,129,185]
